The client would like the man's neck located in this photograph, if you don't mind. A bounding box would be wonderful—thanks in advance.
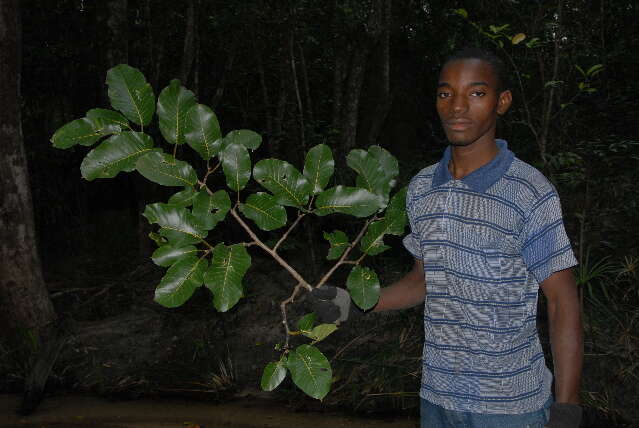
[448,139,499,180]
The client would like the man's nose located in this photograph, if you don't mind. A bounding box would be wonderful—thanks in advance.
[452,95,468,113]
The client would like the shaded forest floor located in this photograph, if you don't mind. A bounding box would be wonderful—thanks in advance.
[0,394,417,427]
[1,246,637,427]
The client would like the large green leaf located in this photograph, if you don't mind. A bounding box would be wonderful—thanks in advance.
[192,189,231,230]
[86,108,130,136]
[184,104,222,160]
[204,244,251,312]
[143,203,205,246]
[51,118,101,149]
[154,255,208,308]
[303,144,334,194]
[80,132,155,181]
[323,230,349,260]
[157,79,197,145]
[220,142,251,192]
[360,188,407,255]
[314,186,381,217]
[167,187,198,207]
[136,151,198,187]
[238,193,287,231]
[287,345,332,400]
[106,64,155,126]
[368,146,399,182]
[261,359,288,392]
[151,244,199,267]
[224,129,262,151]
[253,159,312,207]
[346,265,380,311]
[347,149,389,197]
[297,313,317,331]
[302,324,338,342]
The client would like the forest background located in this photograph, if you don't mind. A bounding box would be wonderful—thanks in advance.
[1,0,638,426]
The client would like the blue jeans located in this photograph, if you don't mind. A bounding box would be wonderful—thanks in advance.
[420,397,552,428]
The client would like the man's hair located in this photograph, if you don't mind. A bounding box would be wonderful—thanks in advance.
[443,47,511,92]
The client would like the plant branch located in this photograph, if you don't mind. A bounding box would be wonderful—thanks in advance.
[273,211,306,252]
[229,206,312,290]
[314,217,375,289]
[280,282,307,349]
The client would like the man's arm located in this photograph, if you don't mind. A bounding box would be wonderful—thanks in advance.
[373,258,425,312]
[540,268,583,404]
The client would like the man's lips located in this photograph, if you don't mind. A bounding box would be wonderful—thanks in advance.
[444,120,473,131]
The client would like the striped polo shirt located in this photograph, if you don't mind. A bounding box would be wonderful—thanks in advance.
[403,139,577,414]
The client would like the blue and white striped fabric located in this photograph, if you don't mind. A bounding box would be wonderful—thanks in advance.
[403,140,577,414]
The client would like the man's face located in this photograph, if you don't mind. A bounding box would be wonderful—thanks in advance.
[436,59,512,147]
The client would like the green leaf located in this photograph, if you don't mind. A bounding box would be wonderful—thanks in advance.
[148,232,167,246]
[368,146,399,182]
[253,159,312,207]
[511,33,526,45]
[347,147,397,207]
[220,142,251,192]
[86,108,130,136]
[154,255,208,308]
[314,186,381,217]
[261,359,287,392]
[80,132,155,181]
[323,230,349,260]
[184,104,222,160]
[303,324,338,342]
[454,8,468,18]
[151,244,199,267]
[192,189,231,230]
[224,129,262,151]
[586,64,604,77]
[136,151,198,187]
[167,187,198,207]
[204,244,251,312]
[287,345,332,400]
[143,203,205,246]
[360,188,407,255]
[157,79,197,145]
[303,144,334,194]
[360,221,392,256]
[297,313,317,331]
[239,193,287,231]
[106,64,155,126]
[51,118,102,149]
[346,265,380,311]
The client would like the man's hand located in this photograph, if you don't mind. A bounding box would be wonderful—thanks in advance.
[546,402,582,428]
[308,286,361,324]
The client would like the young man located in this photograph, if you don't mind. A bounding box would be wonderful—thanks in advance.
[313,48,583,427]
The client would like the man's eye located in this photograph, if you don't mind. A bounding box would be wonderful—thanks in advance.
[471,91,486,97]
[437,92,450,98]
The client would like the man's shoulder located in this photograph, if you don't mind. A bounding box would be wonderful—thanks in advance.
[502,157,556,199]
[408,163,438,192]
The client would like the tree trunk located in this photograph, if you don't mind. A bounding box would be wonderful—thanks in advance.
[0,0,59,413]
[211,41,237,109]
[180,0,196,86]
[363,0,393,147]
[338,0,384,155]
[97,0,129,70]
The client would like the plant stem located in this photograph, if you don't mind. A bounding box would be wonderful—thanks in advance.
[314,217,375,289]
[229,207,312,290]
[273,211,306,252]
[280,282,307,349]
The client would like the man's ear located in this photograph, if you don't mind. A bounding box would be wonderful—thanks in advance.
[497,90,512,115]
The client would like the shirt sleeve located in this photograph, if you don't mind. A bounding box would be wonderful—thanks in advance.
[402,184,422,260]
[520,190,578,283]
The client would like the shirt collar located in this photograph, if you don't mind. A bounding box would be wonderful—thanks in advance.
[432,139,514,193]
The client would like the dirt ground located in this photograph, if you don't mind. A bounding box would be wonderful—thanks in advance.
[0,394,418,428]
